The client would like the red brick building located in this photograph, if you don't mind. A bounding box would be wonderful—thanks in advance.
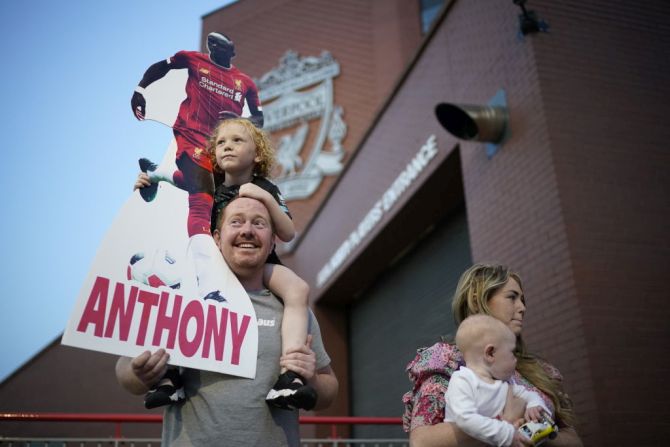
[2,1,669,445]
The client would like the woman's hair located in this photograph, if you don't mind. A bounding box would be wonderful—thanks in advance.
[451,263,577,427]
[207,117,275,178]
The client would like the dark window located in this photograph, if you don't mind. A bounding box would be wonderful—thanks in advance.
[420,0,445,33]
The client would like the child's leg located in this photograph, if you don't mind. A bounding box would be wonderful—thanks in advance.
[176,154,225,301]
[264,264,317,410]
[264,264,309,366]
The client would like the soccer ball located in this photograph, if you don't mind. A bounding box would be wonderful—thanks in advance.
[127,249,181,289]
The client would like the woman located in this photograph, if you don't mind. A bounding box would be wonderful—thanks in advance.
[402,264,583,446]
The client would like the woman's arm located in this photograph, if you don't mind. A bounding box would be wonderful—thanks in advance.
[410,423,485,447]
[546,427,583,447]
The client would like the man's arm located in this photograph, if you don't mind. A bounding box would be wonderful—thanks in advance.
[310,365,338,410]
[115,349,169,395]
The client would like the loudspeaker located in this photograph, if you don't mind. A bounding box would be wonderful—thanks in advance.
[435,103,508,144]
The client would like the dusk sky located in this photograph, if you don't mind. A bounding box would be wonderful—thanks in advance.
[0,0,235,382]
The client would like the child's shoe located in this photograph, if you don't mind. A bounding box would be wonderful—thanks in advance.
[266,370,317,410]
[144,368,185,409]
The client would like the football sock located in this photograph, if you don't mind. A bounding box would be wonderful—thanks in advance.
[189,233,225,301]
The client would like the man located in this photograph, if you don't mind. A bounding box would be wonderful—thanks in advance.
[131,32,263,302]
[115,197,338,446]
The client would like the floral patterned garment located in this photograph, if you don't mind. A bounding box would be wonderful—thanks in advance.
[401,341,559,433]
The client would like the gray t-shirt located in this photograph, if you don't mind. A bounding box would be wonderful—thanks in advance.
[162,289,331,446]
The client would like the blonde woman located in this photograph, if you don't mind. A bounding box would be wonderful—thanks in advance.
[402,263,583,446]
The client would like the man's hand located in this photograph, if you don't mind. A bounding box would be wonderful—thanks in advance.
[280,335,316,381]
[131,349,170,389]
[131,91,147,120]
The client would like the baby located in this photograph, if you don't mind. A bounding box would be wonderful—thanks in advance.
[445,314,550,447]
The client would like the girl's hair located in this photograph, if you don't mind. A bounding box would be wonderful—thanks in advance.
[451,263,577,427]
[207,117,275,178]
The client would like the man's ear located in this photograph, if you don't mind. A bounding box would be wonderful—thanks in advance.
[213,229,221,244]
[484,344,496,364]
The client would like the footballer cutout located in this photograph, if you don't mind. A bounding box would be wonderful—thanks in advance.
[63,33,262,379]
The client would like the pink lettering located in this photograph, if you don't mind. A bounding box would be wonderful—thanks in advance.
[135,290,159,345]
[229,312,251,365]
[179,300,204,357]
[103,284,138,341]
[152,291,183,349]
[76,276,109,337]
[202,305,228,360]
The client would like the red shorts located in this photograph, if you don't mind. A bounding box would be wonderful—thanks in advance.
[174,129,213,172]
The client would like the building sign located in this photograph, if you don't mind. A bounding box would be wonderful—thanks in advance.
[256,51,347,200]
[316,135,439,288]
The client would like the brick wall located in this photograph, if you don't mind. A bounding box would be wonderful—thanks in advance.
[534,1,670,445]
[202,0,422,237]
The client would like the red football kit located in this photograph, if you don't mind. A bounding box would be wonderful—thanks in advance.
[169,50,261,171]
[154,50,262,237]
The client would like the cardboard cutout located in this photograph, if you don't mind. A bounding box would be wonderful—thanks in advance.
[63,39,262,378]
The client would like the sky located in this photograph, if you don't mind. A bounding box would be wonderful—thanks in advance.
[0,0,235,382]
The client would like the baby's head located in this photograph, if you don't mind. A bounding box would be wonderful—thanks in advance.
[456,314,517,381]
[208,117,275,177]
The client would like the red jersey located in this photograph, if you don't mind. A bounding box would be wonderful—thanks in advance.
[170,50,261,150]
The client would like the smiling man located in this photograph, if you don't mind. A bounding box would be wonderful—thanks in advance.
[115,196,338,446]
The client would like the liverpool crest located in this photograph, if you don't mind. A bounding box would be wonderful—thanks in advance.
[256,51,347,200]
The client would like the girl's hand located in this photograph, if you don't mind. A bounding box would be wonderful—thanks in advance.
[134,172,151,190]
[239,182,271,203]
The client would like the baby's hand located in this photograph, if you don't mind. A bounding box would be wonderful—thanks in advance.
[511,430,533,447]
[239,183,270,202]
[524,405,544,422]
[134,172,151,191]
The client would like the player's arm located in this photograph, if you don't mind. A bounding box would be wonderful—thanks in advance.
[131,59,172,119]
[246,83,264,128]
[248,106,264,128]
[115,349,169,395]
[239,183,295,242]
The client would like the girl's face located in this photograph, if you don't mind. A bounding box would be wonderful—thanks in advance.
[486,278,526,336]
[214,122,260,176]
